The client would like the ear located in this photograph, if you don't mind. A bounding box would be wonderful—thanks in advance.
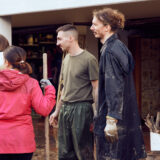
[4,59,8,65]
[68,35,73,42]
[105,24,112,33]
[4,60,12,68]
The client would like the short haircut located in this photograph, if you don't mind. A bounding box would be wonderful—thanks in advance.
[56,24,78,40]
[93,8,125,31]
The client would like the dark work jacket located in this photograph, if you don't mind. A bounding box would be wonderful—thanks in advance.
[94,34,147,159]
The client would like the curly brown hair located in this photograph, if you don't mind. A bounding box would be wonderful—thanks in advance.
[93,8,125,31]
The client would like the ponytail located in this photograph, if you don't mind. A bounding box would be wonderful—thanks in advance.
[12,61,32,74]
[4,46,32,75]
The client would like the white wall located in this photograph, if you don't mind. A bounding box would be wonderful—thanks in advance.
[0,0,146,16]
[0,17,12,45]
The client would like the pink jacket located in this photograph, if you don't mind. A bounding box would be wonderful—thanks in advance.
[0,69,56,153]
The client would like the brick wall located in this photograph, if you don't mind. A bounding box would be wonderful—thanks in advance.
[141,38,160,118]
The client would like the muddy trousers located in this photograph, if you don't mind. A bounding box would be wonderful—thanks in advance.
[95,135,117,160]
[95,134,147,160]
[0,153,33,160]
[58,102,94,160]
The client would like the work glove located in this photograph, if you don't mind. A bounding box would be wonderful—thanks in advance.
[40,79,52,88]
[104,116,118,143]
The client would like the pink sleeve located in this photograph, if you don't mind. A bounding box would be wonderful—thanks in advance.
[31,81,56,116]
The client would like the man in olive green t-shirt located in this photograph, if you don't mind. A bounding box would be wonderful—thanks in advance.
[49,24,98,160]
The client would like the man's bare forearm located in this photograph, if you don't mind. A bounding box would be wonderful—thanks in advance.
[93,85,98,116]
[55,88,64,114]
[55,100,63,114]
[94,86,98,109]
[91,80,98,116]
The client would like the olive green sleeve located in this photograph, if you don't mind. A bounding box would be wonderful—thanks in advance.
[88,56,99,80]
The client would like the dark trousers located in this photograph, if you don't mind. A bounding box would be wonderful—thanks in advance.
[58,102,94,160]
[0,153,33,160]
[95,135,115,160]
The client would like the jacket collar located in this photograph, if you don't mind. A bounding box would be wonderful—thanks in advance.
[100,33,118,53]
[105,33,118,45]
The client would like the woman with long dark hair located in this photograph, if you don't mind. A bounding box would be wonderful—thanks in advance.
[0,46,56,160]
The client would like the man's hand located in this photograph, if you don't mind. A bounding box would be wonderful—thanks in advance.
[104,116,118,143]
[49,111,59,127]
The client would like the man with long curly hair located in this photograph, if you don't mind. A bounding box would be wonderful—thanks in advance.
[91,8,147,160]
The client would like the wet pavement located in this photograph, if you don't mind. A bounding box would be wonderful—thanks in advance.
[32,117,58,160]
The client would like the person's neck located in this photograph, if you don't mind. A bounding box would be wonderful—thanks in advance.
[68,43,83,56]
[101,32,114,44]
[0,65,17,71]
[2,64,12,70]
